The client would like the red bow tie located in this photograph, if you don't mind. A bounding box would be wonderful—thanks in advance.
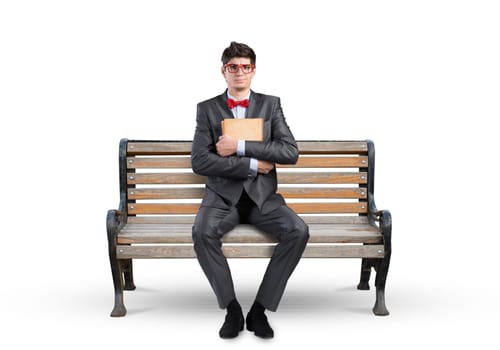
[227,98,249,109]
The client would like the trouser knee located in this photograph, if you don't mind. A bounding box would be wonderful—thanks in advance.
[281,218,309,245]
[192,224,221,249]
[295,221,310,244]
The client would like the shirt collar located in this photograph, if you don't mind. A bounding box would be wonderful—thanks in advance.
[227,91,251,102]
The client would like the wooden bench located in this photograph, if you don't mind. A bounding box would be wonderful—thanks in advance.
[106,139,392,317]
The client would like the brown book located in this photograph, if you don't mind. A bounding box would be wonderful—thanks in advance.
[221,118,264,141]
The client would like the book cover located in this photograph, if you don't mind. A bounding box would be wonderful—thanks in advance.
[221,118,264,141]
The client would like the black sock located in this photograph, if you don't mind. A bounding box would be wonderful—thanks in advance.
[227,299,242,315]
[249,300,265,315]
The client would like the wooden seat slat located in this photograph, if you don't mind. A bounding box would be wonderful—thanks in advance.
[128,202,368,215]
[116,244,384,259]
[125,215,371,225]
[117,223,381,244]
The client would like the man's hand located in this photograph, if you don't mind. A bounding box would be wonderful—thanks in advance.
[216,135,237,157]
[257,160,275,174]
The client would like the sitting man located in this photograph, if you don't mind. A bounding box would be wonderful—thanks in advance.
[191,41,309,339]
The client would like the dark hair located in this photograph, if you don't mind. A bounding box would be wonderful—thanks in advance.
[221,41,256,65]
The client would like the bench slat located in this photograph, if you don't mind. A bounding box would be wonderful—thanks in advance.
[127,172,368,185]
[118,223,381,244]
[127,172,204,185]
[278,172,368,184]
[116,244,384,259]
[126,141,368,156]
[128,156,192,169]
[281,156,368,168]
[126,215,371,225]
[127,156,369,169]
[128,187,367,200]
[128,142,193,155]
[129,188,205,200]
[128,202,367,215]
[298,141,367,154]
[278,187,367,199]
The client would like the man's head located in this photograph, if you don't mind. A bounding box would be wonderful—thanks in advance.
[221,42,256,96]
[221,41,256,66]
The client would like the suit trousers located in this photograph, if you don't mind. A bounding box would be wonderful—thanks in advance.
[192,191,309,312]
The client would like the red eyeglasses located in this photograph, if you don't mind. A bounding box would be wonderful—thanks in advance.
[223,63,255,74]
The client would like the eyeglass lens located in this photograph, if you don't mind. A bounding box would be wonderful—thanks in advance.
[226,64,254,73]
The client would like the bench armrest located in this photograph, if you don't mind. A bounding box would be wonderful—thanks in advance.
[367,193,392,252]
[107,209,127,241]
[371,208,392,256]
[373,209,390,221]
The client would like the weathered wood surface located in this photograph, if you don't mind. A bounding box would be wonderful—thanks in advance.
[116,244,384,259]
[126,141,368,155]
[126,156,369,169]
[126,215,371,225]
[126,172,368,185]
[127,202,368,215]
[118,223,381,244]
[127,142,193,155]
[128,187,367,200]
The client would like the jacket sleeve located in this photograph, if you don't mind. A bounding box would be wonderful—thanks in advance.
[191,103,251,179]
[244,98,299,165]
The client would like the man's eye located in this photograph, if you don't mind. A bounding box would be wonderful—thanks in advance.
[229,65,238,70]
[242,65,252,71]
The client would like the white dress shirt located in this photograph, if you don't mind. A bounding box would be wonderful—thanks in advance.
[227,92,258,177]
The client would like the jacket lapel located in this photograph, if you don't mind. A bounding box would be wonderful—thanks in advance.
[246,90,262,118]
[216,92,234,120]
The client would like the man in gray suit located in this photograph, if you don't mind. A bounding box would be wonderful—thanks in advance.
[191,42,309,339]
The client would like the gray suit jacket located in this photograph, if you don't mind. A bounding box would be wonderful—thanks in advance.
[191,90,299,214]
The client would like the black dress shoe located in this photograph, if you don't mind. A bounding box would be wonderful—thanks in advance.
[219,312,244,339]
[246,312,274,339]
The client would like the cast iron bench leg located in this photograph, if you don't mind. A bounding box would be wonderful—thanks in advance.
[123,259,136,291]
[357,258,374,290]
[107,210,127,317]
[372,210,391,316]
[373,254,390,315]
[109,258,127,317]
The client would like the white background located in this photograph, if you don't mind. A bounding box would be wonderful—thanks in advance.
[1,0,499,348]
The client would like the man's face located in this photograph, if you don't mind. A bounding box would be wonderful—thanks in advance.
[221,57,255,93]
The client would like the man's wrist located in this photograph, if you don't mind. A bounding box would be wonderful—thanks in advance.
[249,158,258,177]
[237,140,245,157]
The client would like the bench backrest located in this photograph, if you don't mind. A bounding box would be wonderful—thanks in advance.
[119,140,376,224]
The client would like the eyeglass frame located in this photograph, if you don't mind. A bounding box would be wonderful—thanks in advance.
[223,63,256,74]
